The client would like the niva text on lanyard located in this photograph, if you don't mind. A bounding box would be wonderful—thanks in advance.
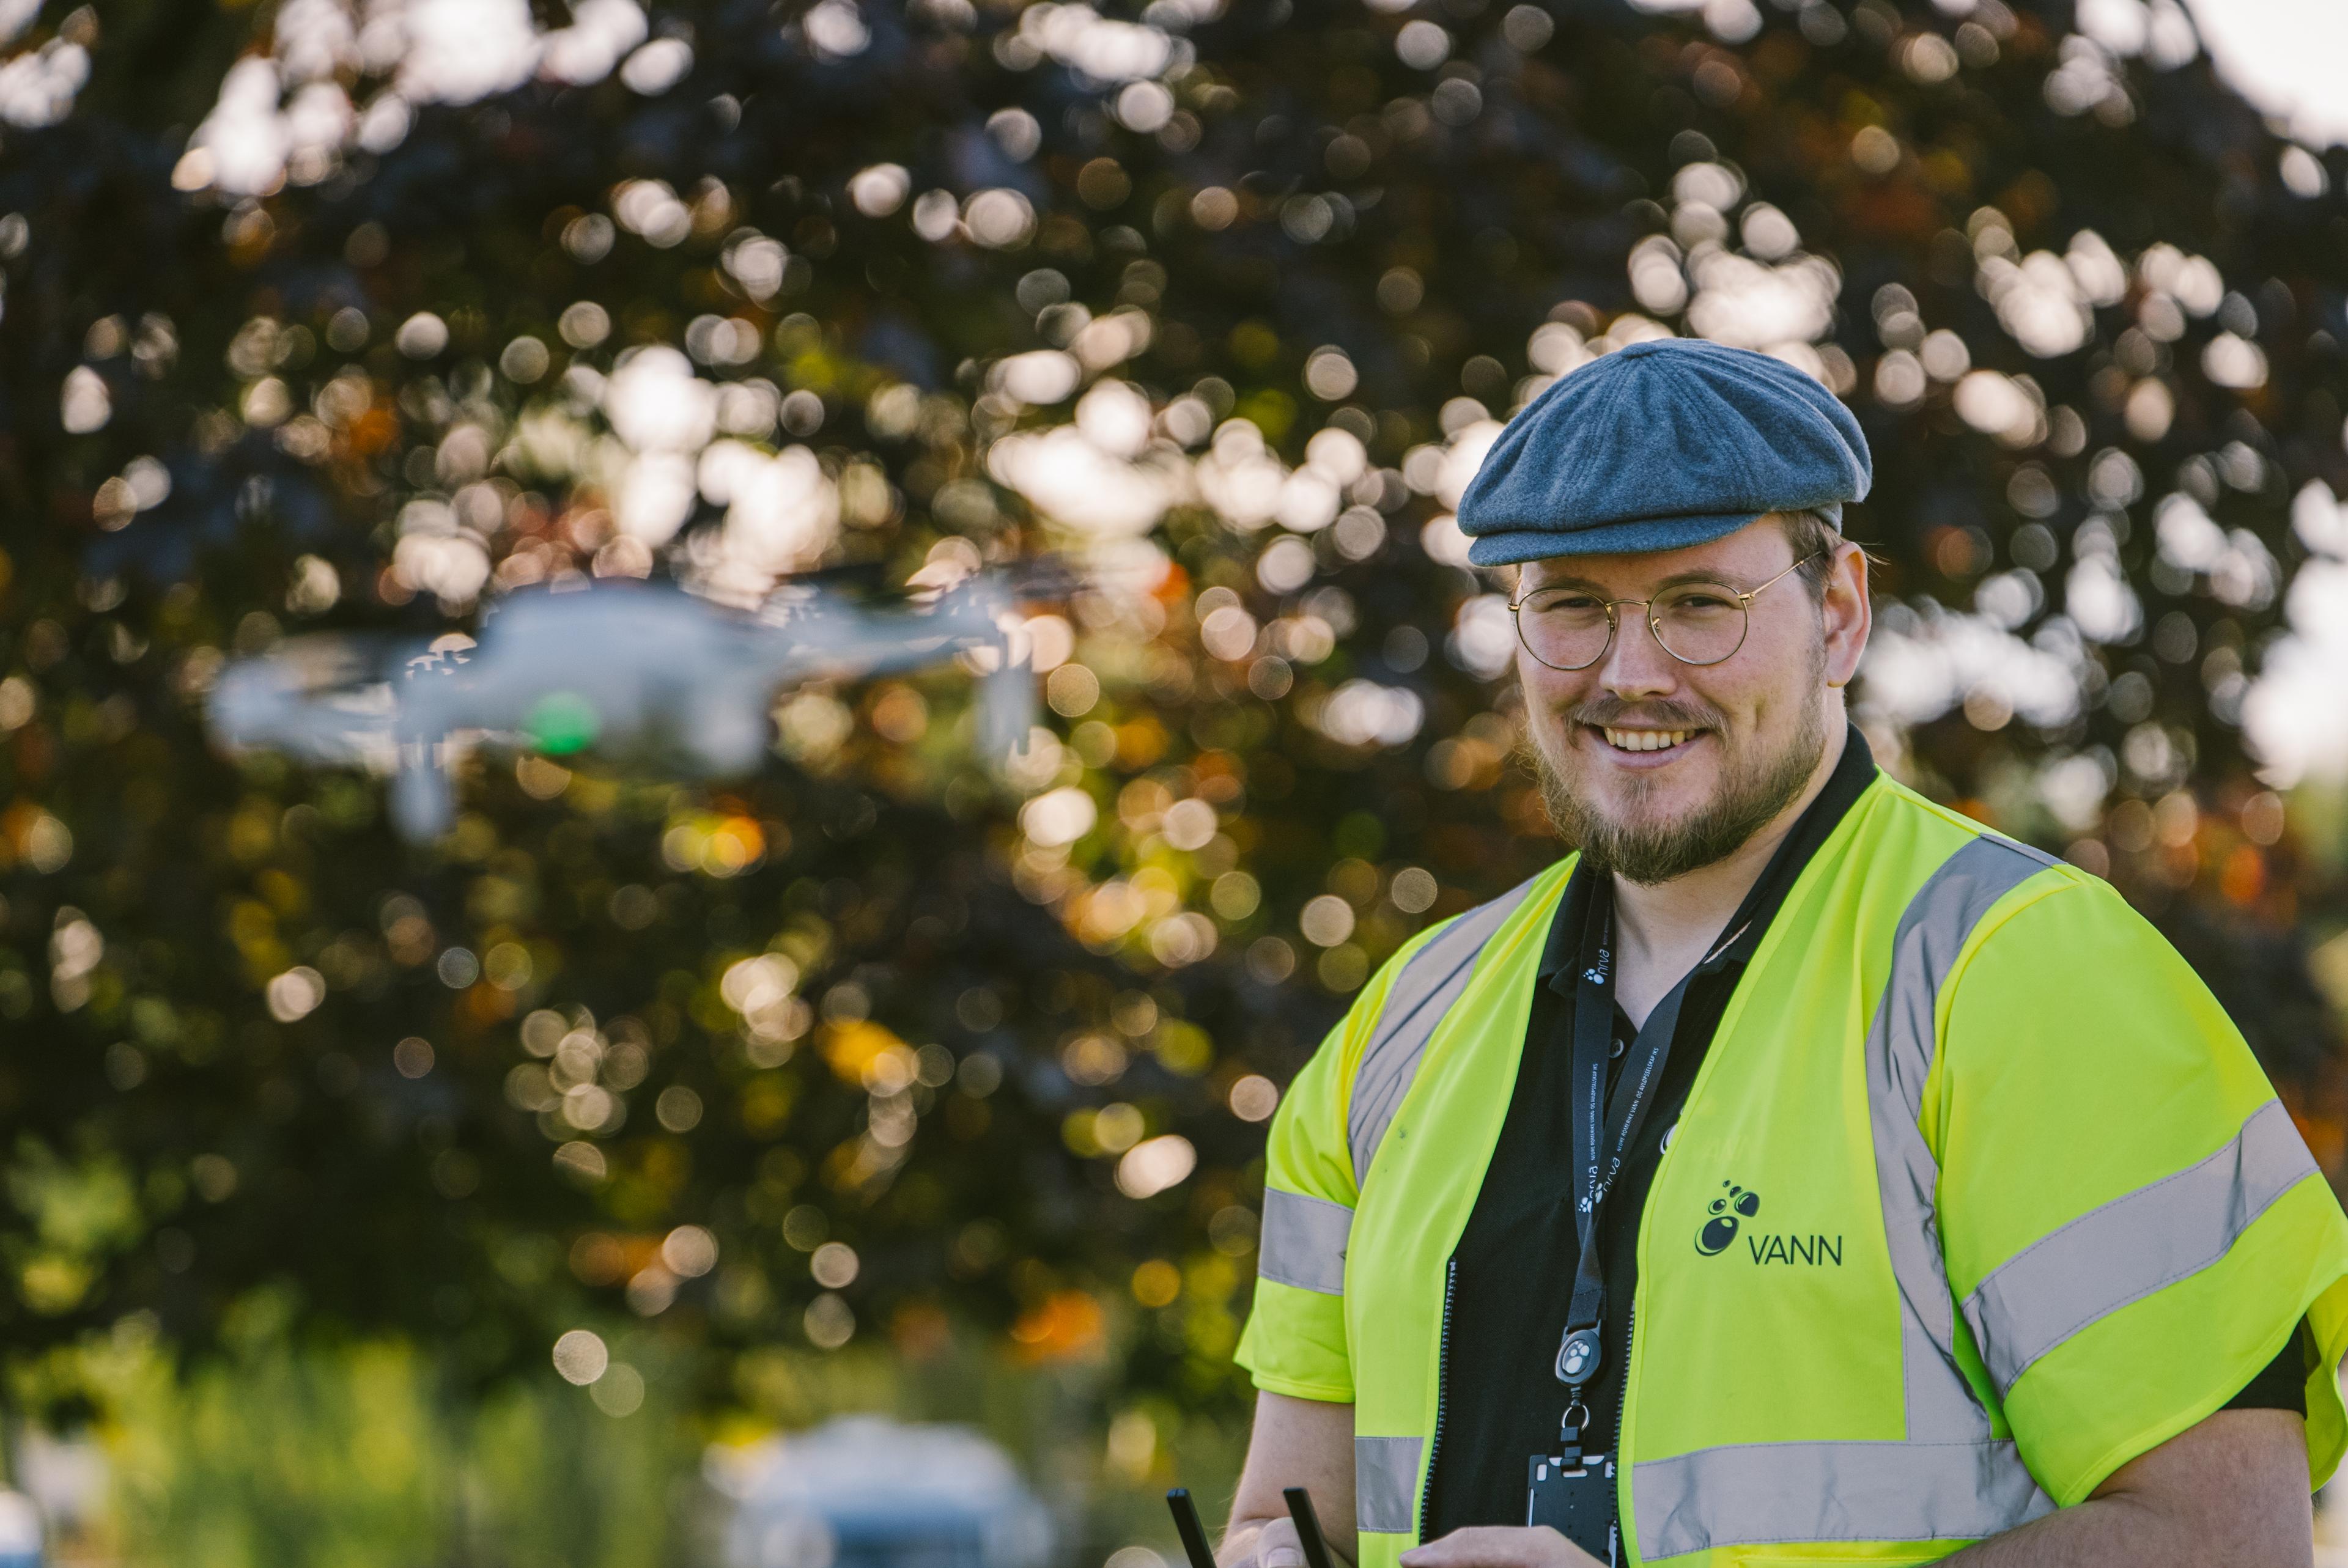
[1519,883,1730,1564]
[1549,883,1747,1460]
[1524,886,1746,1561]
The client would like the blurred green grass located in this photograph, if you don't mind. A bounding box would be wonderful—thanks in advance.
[43,1325,1245,1568]
[84,1341,688,1568]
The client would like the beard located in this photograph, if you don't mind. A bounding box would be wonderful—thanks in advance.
[1521,659,1829,887]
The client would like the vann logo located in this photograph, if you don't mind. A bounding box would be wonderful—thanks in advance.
[1696,1180,1844,1265]
[1696,1181,1760,1255]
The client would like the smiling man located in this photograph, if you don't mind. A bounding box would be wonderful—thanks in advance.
[1215,340,2348,1568]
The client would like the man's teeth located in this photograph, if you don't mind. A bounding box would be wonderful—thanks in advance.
[1603,727,1693,753]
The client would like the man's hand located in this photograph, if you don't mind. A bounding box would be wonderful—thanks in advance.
[1218,1516,1305,1568]
[1398,1526,1605,1568]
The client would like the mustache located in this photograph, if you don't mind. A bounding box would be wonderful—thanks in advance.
[1559,697,1724,731]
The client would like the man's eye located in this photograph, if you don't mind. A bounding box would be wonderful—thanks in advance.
[1534,594,1604,613]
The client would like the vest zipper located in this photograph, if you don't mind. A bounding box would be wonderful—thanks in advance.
[1611,1300,1632,1461]
[1609,1299,1633,1567]
[1417,1255,1458,1541]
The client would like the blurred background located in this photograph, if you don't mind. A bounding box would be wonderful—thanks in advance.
[2,0,2347,1562]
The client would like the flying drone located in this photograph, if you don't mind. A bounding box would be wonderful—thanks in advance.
[207,570,1041,841]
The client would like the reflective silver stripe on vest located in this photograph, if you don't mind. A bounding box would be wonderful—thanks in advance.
[1354,1435,1423,1534]
[1635,1438,2054,1559]
[1346,875,1543,1184]
[1258,1188,1354,1296]
[1962,1099,2317,1397]
[1863,833,2059,1448]
[1631,833,2061,1558]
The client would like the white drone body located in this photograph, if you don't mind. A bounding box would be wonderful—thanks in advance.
[209,573,1038,841]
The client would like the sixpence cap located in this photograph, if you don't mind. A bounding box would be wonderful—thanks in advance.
[1455,338,1871,567]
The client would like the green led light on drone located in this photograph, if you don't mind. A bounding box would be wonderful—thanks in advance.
[523,691,601,755]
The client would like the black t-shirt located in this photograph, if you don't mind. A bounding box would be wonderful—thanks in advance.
[1420,730,2303,1539]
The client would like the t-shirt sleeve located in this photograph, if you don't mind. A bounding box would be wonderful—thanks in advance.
[2224,1325,2310,1415]
[1929,875,2348,1506]
[1231,973,1383,1404]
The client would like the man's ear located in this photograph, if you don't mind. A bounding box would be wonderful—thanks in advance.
[1821,539,1872,690]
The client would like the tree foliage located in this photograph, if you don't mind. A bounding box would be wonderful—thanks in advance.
[1,0,2345,1420]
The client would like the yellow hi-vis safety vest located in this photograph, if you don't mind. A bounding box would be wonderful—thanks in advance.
[1236,772,2348,1567]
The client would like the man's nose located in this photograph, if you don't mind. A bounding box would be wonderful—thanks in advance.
[1598,606,1680,701]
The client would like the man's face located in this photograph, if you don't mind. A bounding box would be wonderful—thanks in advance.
[1514,516,1867,885]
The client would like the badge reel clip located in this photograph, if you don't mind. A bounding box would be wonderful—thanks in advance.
[1527,1326,1618,1565]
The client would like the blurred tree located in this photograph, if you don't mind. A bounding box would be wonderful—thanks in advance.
[0,0,2344,1430]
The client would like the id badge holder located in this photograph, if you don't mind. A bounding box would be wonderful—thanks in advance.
[1527,1452,1617,1566]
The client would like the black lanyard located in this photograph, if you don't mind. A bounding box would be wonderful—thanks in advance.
[1552,878,1744,1445]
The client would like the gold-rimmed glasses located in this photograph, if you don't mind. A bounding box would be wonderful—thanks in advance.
[1507,551,1825,672]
